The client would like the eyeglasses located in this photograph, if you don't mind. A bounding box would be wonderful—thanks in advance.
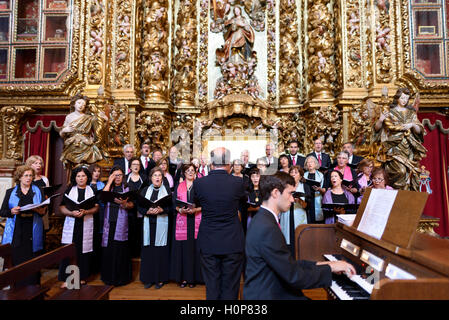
[372,177,384,182]
[115,174,123,177]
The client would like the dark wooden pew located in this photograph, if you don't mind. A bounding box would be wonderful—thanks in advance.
[0,244,112,300]
[0,244,12,272]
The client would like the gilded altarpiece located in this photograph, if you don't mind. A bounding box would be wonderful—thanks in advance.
[0,0,448,174]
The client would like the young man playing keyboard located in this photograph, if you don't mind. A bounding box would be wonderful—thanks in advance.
[243,172,356,300]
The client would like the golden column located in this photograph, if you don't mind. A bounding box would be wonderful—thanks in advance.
[142,0,170,107]
[307,0,336,101]
[172,0,198,111]
[279,0,301,109]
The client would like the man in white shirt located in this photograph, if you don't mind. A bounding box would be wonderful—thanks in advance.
[198,154,210,177]
[139,141,155,177]
[262,143,278,174]
[306,139,331,169]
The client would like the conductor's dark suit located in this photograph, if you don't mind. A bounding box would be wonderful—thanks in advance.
[243,207,332,300]
[193,169,246,300]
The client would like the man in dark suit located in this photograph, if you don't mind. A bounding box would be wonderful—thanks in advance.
[139,141,156,177]
[193,147,246,300]
[342,142,364,167]
[287,140,305,168]
[306,138,332,169]
[113,144,135,175]
[243,172,356,300]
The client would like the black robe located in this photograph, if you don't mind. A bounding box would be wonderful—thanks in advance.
[170,183,203,284]
[0,186,44,287]
[58,187,98,282]
[138,183,172,285]
[100,185,132,286]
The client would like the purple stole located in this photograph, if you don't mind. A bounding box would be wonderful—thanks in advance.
[101,185,129,247]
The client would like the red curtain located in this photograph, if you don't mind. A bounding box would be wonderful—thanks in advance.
[418,112,449,237]
[22,115,65,177]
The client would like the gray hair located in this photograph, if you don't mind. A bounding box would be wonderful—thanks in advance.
[304,155,319,170]
[337,151,349,159]
[123,144,134,153]
[211,147,231,167]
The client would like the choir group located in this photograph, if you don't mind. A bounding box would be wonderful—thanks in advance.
[0,138,395,291]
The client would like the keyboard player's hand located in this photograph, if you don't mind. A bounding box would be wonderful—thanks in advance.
[318,261,356,278]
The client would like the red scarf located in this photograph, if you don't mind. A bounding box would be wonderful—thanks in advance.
[175,181,201,241]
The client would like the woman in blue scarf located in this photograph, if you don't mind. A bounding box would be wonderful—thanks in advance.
[138,166,173,289]
[1,165,46,286]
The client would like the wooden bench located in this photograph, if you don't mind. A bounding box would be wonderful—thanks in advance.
[0,244,12,272]
[0,244,113,300]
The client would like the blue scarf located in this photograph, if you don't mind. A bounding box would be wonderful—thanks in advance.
[143,184,169,247]
[2,185,44,252]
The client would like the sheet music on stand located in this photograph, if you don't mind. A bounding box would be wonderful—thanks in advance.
[357,189,398,240]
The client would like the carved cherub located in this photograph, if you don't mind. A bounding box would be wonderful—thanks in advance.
[376,26,391,52]
[348,12,360,36]
[119,15,131,37]
[90,29,103,56]
[317,51,326,73]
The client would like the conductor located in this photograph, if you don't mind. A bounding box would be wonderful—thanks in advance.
[193,147,246,300]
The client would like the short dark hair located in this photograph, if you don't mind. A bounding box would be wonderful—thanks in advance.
[140,141,150,149]
[259,171,295,202]
[289,140,299,147]
[248,167,260,176]
[330,170,344,180]
[129,157,141,167]
[70,166,92,187]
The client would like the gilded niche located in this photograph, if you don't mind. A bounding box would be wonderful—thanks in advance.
[136,111,171,152]
[1,106,34,161]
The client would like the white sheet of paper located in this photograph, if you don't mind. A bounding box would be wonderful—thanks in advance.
[19,197,51,211]
[357,189,398,239]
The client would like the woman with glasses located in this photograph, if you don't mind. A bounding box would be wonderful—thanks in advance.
[100,166,134,286]
[138,167,173,289]
[355,159,374,204]
[171,164,203,288]
[157,157,174,191]
[126,157,147,258]
[1,165,47,286]
[371,168,394,190]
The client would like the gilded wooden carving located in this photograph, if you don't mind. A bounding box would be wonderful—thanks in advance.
[1,106,34,161]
